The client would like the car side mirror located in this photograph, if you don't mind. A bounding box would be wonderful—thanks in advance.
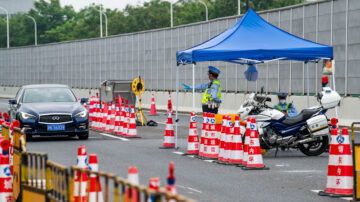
[80,98,88,104]
[9,99,17,105]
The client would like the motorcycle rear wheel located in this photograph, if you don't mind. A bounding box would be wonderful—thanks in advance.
[298,136,329,156]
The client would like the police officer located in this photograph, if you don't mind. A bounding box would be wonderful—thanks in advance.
[182,66,221,114]
[273,92,298,117]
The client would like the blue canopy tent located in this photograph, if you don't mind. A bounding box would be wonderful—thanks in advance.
[172,9,333,147]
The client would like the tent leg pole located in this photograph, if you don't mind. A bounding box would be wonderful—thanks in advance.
[175,65,179,149]
[192,63,196,111]
[306,62,310,108]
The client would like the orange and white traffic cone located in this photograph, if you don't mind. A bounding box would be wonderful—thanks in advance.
[202,113,212,158]
[319,127,353,197]
[74,145,88,202]
[114,104,121,135]
[242,118,268,170]
[204,113,219,159]
[184,112,199,155]
[89,96,94,121]
[240,117,252,167]
[223,116,234,163]
[100,102,108,131]
[217,115,227,163]
[150,93,158,116]
[167,91,173,114]
[199,113,208,158]
[159,112,175,149]
[122,101,130,137]
[88,154,104,202]
[127,105,138,138]
[229,115,243,165]
[118,103,125,136]
[105,103,113,133]
[0,155,12,202]
[148,177,160,202]
[126,167,139,202]
[166,162,177,202]
[108,103,116,134]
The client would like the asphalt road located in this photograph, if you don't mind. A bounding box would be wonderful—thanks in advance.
[0,98,353,202]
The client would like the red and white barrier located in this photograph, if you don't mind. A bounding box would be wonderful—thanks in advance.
[0,155,12,202]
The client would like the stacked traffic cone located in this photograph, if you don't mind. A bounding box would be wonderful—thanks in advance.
[150,93,158,116]
[241,117,252,167]
[184,112,199,155]
[127,105,138,138]
[166,162,177,202]
[126,167,139,202]
[242,118,268,170]
[206,113,219,159]
[105,103,112,132]
[122,100,130,137]
[0,155,12,202]
[202,113,211,158]
[118,103,125,136]
[319,127,353,197]
[217,115,227,163]
[199,113,207,158]
[89,96,95,121]
[100,102,108,131]
[159,112,175,149]
[74,145,88,202]
[114,104,121,135]
[109,103,116,134]
[88,154,104,202]
[167,91,173,114]
[229,115,243,165]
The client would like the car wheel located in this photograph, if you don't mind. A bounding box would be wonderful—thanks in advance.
[78,132,89,140]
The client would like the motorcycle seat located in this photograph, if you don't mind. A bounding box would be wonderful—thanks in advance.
[282,108,320,125]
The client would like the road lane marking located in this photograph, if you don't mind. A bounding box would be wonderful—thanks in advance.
[204,160,214,163]
[173,151,184,155]
[282,170,321,173]
[178,185,202,194]
[275,164,289,167]
[157,122,166,125]
[99,133,130,141]
[311,190,351,201]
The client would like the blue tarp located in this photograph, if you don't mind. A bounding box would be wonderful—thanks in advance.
[176,9,333,65]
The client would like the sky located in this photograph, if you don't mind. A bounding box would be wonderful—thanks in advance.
[59,0,152,11]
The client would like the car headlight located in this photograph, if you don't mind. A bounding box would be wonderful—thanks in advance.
[20,112,36,119]
[75,110,87,118]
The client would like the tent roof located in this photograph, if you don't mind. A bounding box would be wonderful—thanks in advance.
[176,9,333,65]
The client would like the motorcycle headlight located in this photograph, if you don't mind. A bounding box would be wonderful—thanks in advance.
[20,112,36,120]
[75,110,87,118]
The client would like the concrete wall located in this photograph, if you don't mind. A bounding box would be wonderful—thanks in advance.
[1,86,358,127]
[1,0,360,95]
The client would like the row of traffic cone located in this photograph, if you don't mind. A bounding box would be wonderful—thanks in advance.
[91,99,138,138]
[182,113,268,170]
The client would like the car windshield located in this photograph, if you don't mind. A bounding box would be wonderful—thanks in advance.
[22,87,77,103]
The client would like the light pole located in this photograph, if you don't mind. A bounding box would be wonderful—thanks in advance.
[96,7,108,37]
[197,0,208,21]
[0,6,9,48]
[238,0,241,15]
[25,15,37,46]
[164,0,179,27]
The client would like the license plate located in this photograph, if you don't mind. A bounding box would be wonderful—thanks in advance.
[47,124,65,131]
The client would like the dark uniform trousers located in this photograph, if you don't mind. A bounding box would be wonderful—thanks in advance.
[202,105,218,114]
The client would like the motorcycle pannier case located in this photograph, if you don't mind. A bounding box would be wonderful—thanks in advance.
[306,115,329,136]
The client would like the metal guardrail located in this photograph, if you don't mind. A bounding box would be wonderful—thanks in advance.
[5,124,194,202]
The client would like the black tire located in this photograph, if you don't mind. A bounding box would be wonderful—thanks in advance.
[78,132,89,140]
[299,136,329,156]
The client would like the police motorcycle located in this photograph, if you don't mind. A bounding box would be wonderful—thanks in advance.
[237,86,341,156]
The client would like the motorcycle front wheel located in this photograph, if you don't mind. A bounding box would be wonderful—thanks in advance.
[298,136,329,156]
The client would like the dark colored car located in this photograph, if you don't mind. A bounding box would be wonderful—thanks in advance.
[8,84,89,140]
